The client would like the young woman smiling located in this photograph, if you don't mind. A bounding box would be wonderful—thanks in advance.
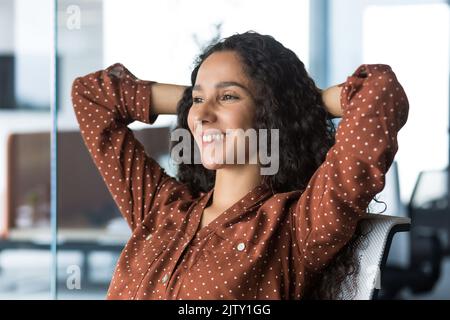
[71,31,409,299]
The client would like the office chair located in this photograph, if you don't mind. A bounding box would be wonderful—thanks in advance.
[330,214,411,300]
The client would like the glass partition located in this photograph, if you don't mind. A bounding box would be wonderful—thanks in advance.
[0,0,53,299]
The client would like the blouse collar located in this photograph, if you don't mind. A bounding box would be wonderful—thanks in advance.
[189,181,274,240]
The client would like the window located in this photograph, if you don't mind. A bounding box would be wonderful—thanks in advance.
[363,3,449,203]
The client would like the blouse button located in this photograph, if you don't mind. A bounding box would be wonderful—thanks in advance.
[161,273,169,284]
[236,242,246,251]
[145,233,153,241]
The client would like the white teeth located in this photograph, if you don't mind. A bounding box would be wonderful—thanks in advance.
[202,133,224,142]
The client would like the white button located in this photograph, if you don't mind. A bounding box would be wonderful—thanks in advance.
[161,274,169,284]
[236,242,245,251]
[145,233,153,240]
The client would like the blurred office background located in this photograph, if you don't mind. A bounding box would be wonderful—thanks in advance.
[0,0,448,299]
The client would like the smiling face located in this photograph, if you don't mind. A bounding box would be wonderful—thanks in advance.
[187,51,258,170]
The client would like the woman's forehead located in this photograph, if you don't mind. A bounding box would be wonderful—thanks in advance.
[196,51,249,87]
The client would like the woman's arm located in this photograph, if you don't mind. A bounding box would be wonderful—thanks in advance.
[150,83,187,116]
[290,64,409,272]
[321,69,371,119]
[109,63,186,116]
[321,84,344,118]
[71,63,188,231]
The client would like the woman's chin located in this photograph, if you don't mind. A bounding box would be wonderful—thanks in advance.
[201,157,225,170]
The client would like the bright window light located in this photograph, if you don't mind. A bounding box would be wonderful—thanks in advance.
[103,0,309,127]
[363,3,450,203]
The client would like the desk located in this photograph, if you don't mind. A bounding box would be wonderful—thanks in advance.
[0,228,129,288]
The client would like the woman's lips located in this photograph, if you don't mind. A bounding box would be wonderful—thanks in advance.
[199,131,229,149]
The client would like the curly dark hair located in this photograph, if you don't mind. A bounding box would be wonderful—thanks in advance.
[172,31,336,195]
[169,30,369,299]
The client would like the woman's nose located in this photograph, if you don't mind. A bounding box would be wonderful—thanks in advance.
[193,100,217,123]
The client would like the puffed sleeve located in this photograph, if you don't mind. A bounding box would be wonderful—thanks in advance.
[71,62,180,231]
[290,64,409,272]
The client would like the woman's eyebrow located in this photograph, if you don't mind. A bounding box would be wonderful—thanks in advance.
[192,81,250,93]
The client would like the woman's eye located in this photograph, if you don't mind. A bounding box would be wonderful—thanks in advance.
[192,95,237,104]
[221,94,238,101]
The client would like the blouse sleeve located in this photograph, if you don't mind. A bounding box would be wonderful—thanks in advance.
[71,62,178,231]
[290,64,409,272]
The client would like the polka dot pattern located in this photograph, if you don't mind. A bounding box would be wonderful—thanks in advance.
[70,63,409,300]
[289,64,409,277]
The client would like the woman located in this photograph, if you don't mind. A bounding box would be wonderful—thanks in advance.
[71,31,409,300]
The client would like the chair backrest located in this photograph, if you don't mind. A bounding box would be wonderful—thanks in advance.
[333,214,411,300]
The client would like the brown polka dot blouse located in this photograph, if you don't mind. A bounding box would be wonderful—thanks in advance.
[71,62,409,300]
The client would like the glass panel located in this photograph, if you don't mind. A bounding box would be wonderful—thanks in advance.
[0,0,53,299]
[56,0,309,299]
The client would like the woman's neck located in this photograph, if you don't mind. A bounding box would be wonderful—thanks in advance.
[209,164,263,211]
